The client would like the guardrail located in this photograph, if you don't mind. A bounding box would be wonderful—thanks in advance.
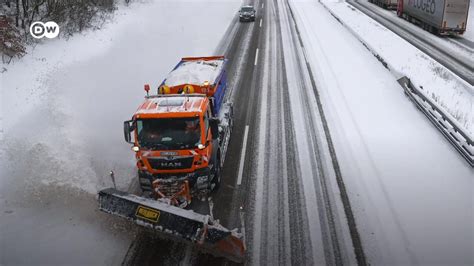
[319,0,473,167]
[349,0,474,86]
[398,77,474,167]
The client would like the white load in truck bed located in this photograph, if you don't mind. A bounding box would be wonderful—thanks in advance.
[164,59,225,87]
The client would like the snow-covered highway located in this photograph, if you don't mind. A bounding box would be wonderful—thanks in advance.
[1,0,473,265]
[290,0,473,264]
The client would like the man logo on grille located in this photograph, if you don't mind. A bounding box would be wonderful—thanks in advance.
[160,162,182,168]
[30,21,59,39]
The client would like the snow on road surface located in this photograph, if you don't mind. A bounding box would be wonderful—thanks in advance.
[0,0,239,264]
[290,0,473,264]
[250,0,356,264]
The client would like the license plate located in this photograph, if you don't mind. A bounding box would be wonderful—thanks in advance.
[161,151,178,156]
[135,206,160,223]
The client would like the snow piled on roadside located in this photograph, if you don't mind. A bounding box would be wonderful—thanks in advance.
[0,0,239,194]
[323,0,473,137]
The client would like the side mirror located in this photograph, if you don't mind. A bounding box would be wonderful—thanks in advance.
[209,118,219,139]
[124,120,134,144]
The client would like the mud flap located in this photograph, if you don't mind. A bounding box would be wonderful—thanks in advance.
[98,188,245,263]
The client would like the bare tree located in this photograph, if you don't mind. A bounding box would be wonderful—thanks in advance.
[1,0,120,62]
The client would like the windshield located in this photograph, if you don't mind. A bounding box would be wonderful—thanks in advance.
[137,117,201,150]
[241,7,254,12]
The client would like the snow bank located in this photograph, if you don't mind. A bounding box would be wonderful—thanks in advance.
[321,0,473,137]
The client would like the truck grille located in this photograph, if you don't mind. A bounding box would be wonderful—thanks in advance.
[148,156,194,170]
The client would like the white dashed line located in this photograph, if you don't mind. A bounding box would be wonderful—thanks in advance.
[236,125,250,186]
[254,48,259,66]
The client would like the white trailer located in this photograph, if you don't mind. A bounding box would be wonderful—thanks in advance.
[397,0,470,35]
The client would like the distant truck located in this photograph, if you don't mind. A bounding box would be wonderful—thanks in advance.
[397,0,470,35]
[98,56,245,262]
[369,0,398,9]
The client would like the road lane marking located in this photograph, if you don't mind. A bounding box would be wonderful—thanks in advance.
[236,125,249,186]
[254,48,259,66]
[260,18,263,28]
[262,3,264,8]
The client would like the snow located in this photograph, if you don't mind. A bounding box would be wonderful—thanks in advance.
[0,0,239,264]
[1,0,239,195]
[277,1,331,263]
[136,96,205,114]
[164,59,225,87]
[358,0,474,63]
[289,0,473,264]
[464,0,474,41]
[251,1,356,263]
[251,22,268,265]
[323,0,473,137]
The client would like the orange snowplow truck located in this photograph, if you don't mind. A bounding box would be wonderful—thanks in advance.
[124,56,232,206]
[98,56,244,263]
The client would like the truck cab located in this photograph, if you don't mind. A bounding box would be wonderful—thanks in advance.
[98,56,243,262]
[123,56,232,208]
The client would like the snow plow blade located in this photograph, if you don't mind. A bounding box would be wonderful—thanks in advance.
[98,188,245,263]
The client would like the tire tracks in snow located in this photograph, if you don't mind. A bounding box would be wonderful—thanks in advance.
[250,0,360,265]
[283,1,368,265]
